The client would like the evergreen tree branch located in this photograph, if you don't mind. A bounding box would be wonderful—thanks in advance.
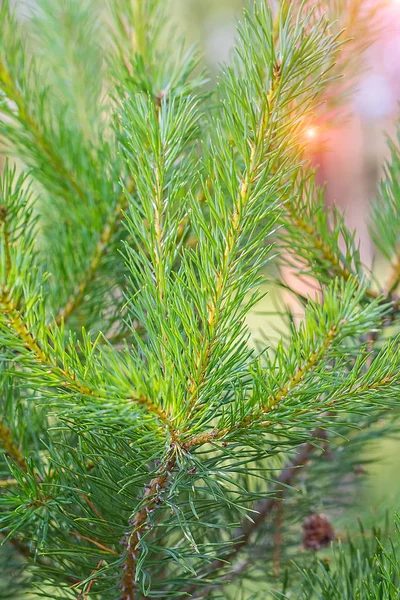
[0,2,130,335]
[0,1,397,597]
[0,60,86,203]
[186,128,271,419]
[185,58,282,417]
[183,331,400,595]
[281,179,380,302]
[0,290,170,424]
[54,182,132,326]
[0,421,26,473]
[180,3,341,435]
[184,337,400,594]
[119,85,203,595]
[186,280,384,444]
[284,201,365,288]
[0,166,170,425]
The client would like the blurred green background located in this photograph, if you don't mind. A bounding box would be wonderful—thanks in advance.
[173,0,243,72]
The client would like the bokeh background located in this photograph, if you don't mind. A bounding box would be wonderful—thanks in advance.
[171,0,400,536]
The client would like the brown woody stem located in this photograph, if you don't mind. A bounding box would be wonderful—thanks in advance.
[120,453,177,600]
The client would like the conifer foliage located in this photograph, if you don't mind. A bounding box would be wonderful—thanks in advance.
[0,0,400,598]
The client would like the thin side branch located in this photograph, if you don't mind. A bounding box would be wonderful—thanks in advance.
[0,62,86,202]
[186,321,339,447]
[284,202,379,301]
[0,420,27,472]
[55,181,132,326]
[186,66,281,421]
[1,289,169,423]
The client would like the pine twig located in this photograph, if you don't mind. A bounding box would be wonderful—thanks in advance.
[1,289,170,424]
[185,65,281,423]
[0,420,26,472]
[186,322,339,447]
[284,202,379,302]
[55,180,133,326]
[0,61,86,203]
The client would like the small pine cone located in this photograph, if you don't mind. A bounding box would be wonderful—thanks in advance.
[302,513,336,551]
[354,465,367,475]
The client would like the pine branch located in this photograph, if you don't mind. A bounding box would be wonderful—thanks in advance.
[0,60,86,203]
[118,86,203,590]
[0,1,397,598]
[1,291,91,393]
[54,181,132,326]
[281,179,380,301]
[180,3,340,435]
[186,101,276,420]
[0,290,170,424]
[285,201,360,285]
[0,421,26,472]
